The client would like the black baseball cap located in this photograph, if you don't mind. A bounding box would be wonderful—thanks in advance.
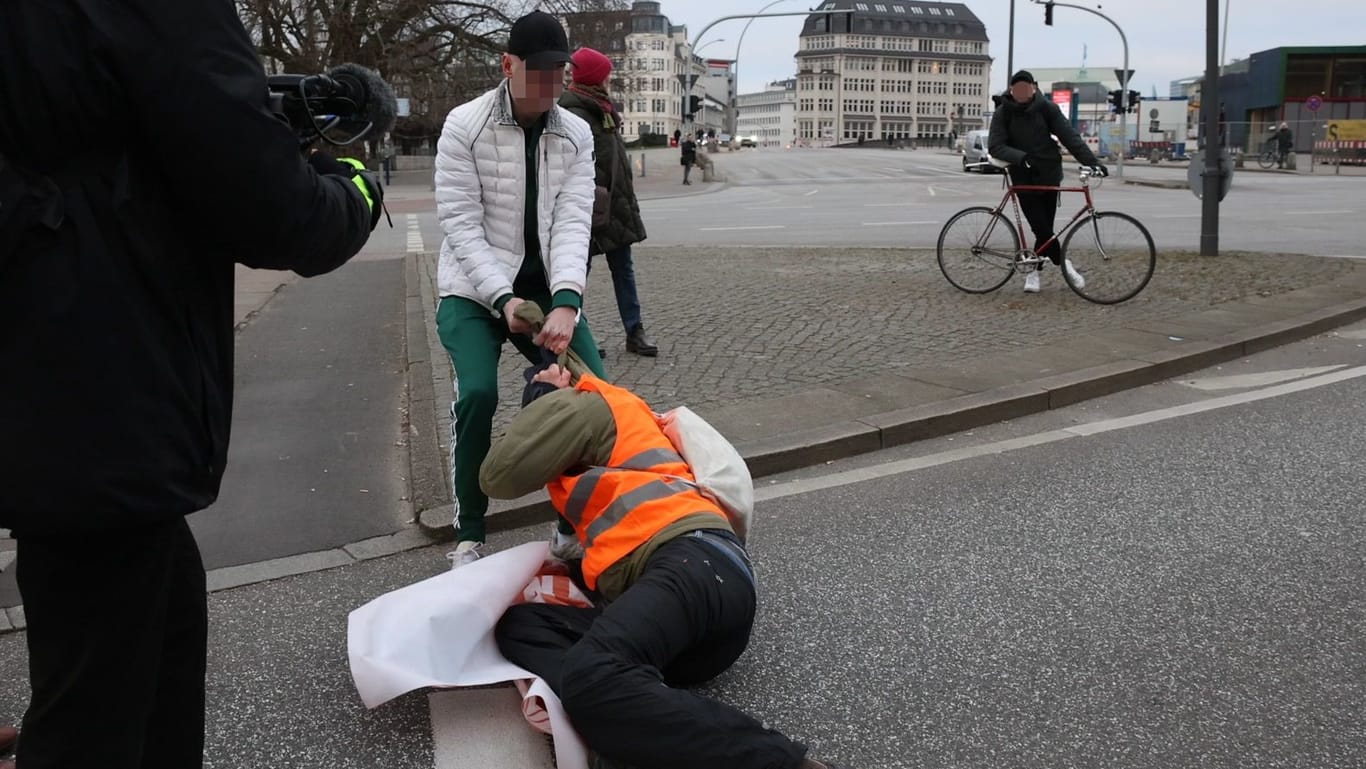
[508,11,571,70]
[1010,70,1036,85]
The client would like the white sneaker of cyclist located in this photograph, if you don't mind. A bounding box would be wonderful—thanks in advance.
[445,540,483,570]
[1064,258,1086,289]
[1023,269,1041,293]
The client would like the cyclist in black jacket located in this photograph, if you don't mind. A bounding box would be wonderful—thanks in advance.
[989,70,1107,294]
[0,2,379,766]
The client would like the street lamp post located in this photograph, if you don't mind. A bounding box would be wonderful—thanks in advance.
[733,0,793,138]
[693,39,725,135]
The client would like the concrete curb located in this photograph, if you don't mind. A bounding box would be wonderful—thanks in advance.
[426,293,1366,533]
[405,254,451,518]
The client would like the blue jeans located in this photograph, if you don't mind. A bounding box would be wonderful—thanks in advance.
[588,245,643,333]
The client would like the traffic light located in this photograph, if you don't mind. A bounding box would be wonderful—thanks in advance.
[688,95,702,114]
[1108,89,1124,114]
[1044,1,1055,25]
[1127,90,1141,114]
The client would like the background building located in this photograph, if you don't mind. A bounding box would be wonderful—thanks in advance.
[794,0,990,146]
[736,79,798,146]
[564,1,709,142]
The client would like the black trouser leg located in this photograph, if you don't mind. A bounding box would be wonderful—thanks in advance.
[1017,189,1062,266]
[15,518,208,769]
[496,536,807,769]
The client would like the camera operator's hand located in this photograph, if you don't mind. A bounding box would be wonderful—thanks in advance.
[308,152,384,230]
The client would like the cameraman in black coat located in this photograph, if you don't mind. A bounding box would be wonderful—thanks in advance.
[0,2,378,766]
[989,70,1106,294]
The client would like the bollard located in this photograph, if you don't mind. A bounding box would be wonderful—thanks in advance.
[638,152,646,178]
[1285,152,1297,171]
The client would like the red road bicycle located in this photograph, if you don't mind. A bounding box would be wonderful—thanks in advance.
[937,163,1156,304]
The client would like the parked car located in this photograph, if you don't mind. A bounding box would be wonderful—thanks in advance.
[739,135,758,148]
[962,129,1001,173]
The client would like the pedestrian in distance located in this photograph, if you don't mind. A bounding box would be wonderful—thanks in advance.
[558,47,659,357]
[1276,121,1294,168]
[680,134,698,185]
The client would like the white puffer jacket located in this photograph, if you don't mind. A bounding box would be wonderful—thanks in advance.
[434,81,595,310]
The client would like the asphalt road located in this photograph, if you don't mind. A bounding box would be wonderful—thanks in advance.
[634,147,1366,255]
[6,319,1363,768]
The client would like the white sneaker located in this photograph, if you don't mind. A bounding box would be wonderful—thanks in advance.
[1064,259,1086,289]
[445,540,483,569]
[1023,270,1041,293]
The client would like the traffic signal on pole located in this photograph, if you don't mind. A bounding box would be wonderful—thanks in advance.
[1044,1,1055,25]
[688,95,702,114]
[1108,89,1124,113]
[1127,90,1141,114]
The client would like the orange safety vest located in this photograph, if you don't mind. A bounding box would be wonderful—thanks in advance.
[547,375,727,589]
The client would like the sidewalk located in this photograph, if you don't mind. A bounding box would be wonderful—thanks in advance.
[407,237,1366,533]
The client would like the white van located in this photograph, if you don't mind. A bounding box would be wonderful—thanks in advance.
[962,129,1001,173]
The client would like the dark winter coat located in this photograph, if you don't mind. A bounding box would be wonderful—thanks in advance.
[558,90,647,255]
[989,90,1099,185]
[0,0,373,535]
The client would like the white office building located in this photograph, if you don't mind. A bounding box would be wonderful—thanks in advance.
[736,79,798,147]
[794,0,991,145]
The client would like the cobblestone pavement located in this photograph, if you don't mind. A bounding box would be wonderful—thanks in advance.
[416,245,1366,498]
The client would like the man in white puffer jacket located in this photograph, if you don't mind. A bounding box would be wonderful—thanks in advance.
[434,10,607,567]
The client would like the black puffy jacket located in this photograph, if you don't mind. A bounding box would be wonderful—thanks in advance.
[0,1,373,535]
[988,90,1099,184]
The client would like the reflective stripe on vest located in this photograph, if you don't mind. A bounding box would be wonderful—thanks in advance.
[547,376,726,589]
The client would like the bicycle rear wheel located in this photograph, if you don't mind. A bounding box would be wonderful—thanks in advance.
[937,206,1020,294]
[1257,150,1277,169]
[1061,211,1156,304]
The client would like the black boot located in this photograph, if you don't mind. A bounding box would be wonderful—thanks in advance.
[625,324,658,357]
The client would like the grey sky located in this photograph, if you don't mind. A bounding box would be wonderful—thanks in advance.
[664,0,1365,97]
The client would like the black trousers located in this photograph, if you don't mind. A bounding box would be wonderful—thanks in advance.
[14,517,208,769]
[496,532,807,769]
[1010,163,1064,266]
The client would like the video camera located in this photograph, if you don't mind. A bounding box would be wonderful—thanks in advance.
[267,64,398,149]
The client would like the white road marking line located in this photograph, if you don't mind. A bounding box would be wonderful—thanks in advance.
[1284,210,1352,215]
[864,203,904,207]
[927,186,937,196]
[747,205,815,211]
[1152,214,1203,219]
[805,189,820,196]
[1180,365,1347,391]
[756,364,1366,503]
[406,214,424,253]
[862,220,939,227]
[699,225,786,231]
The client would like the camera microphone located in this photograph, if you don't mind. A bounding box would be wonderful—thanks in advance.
[267,63,398,146]
[325,63,398,137]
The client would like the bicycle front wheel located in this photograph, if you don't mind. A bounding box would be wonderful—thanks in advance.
[1061,211,1156,304]
[937,206,1020,294]
[1257,150,1277,169]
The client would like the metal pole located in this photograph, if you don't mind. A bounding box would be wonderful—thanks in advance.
[733,0,792,137]
[1220,0,1231,67]
[1037,1,1129,179]
[1007,0,1015,82]
[1201,0,1221,255]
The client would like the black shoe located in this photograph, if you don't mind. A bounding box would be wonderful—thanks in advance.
[625,324,658,357]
